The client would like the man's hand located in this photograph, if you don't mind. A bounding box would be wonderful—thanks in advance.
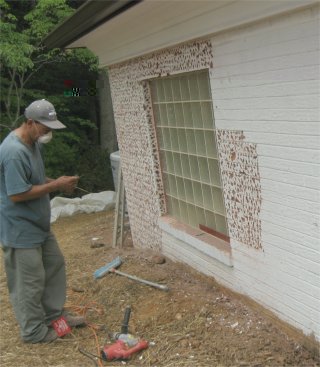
[9,176,80,202]
[54,176,79,194]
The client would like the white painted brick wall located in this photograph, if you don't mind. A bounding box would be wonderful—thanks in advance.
[163,5,320,339]
[211,4,320,339]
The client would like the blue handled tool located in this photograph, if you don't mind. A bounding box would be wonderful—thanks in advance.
[93,256,169,291]
[94,256,122,279]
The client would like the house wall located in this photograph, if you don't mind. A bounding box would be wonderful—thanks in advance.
[72,0,317,67]
[209,5,320,339]
[108,4,320,339]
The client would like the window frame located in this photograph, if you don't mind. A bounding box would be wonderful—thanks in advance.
[150,69,229,241]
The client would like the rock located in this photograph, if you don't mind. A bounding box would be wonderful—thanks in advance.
[151,255,166,264]
[90,242,105,248]
[71,286,85,293]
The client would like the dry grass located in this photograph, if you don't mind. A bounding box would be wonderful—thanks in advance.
[0,210,319,367]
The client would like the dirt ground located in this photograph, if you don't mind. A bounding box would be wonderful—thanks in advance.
[0,210,319,367]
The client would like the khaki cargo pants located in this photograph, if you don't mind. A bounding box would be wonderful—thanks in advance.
[1,233,66,343]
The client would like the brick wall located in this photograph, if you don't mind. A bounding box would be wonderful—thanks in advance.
[108,4,320,339]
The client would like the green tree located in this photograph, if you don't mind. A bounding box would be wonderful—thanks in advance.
[1,0,68,127]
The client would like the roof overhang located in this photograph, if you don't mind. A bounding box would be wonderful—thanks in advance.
[44,0,318,67]
[44,0,141,49]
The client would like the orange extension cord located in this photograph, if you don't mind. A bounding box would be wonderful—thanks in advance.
[65,292,105,367]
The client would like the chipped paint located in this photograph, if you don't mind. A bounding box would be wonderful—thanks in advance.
[217,130,262,249]
[108,39,262,251]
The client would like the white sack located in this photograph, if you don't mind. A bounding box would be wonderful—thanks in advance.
[50,191,115,223]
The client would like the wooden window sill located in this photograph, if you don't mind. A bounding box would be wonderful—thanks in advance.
[158,215,233,267]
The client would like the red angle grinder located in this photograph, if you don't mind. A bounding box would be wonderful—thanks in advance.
[79,306,148,364]
[101,305,149,361]
[101,338,148,361]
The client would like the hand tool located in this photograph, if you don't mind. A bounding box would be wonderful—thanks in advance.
[101,339,148,361]
[93,256,122,279]
[109,305,138,347]
[75,186,90,194]
[110,268,169,291]
[121,305,131,334]
[93,256,169,291]
[111,333,140,347]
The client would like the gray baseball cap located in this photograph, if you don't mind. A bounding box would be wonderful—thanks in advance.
[24,99,66,129]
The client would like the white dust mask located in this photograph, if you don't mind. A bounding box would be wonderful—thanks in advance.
[38,131,53,144]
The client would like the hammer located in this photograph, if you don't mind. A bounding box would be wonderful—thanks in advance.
[93,256,169,292]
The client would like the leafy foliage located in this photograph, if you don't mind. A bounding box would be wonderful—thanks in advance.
[24,0,74,44]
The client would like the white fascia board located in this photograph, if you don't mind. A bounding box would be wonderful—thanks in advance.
[69,0,318,67]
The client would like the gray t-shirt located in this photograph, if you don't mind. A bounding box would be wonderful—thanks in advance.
[0,132,51,248]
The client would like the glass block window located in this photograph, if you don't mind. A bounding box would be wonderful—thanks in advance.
[150,70,229,237]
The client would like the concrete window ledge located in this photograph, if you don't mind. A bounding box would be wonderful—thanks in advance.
[158,216,233,267]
